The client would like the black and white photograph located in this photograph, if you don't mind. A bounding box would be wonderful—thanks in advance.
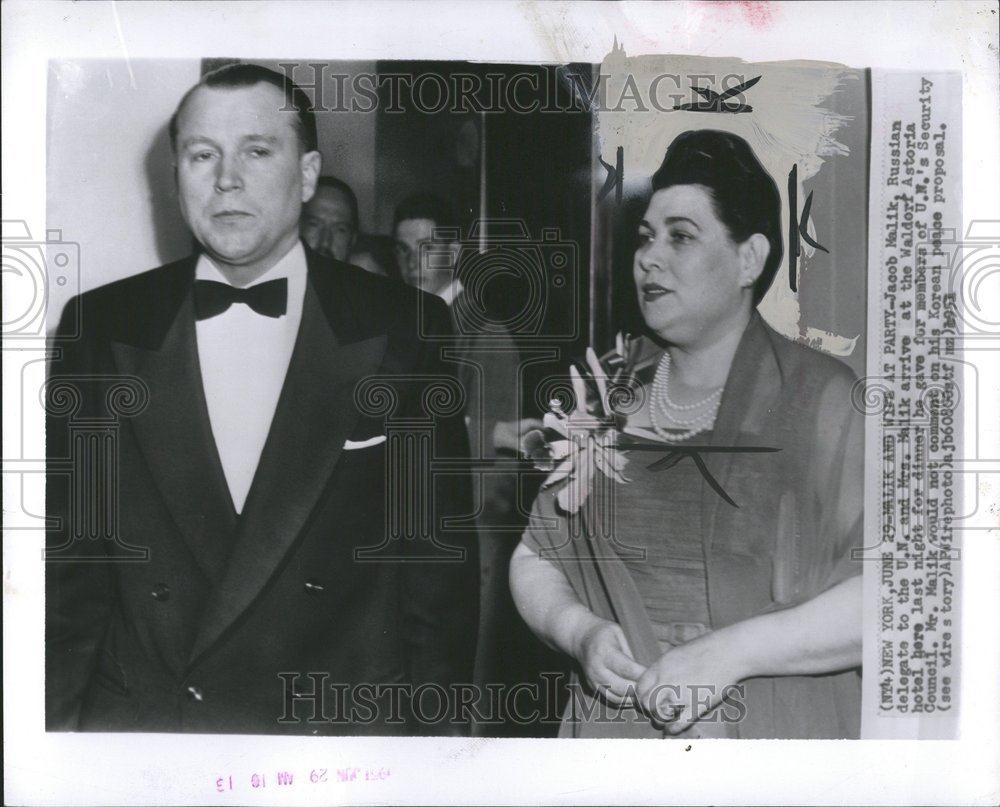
[3,2,998,805]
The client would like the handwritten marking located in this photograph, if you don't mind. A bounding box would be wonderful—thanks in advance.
[214,766,390,794]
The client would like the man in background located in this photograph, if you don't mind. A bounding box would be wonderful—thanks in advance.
[302,176,402,281]
[299,175,358,262]
[394,194,526,722]
[393,193,523,480]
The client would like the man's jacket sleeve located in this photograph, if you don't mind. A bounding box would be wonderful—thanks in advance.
[45,295,116,730]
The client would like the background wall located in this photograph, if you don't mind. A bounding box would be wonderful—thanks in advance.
[46,58,201,326]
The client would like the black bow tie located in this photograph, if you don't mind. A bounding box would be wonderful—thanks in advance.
[193,278,288,320]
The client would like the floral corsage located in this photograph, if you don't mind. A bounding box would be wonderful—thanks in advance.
[521,333,638,514]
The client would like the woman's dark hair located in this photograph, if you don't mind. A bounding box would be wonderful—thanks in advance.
[169,62,318,155]
[650,129,783,303]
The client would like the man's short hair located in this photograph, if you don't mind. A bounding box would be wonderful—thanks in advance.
[650,129,783,304]
[393,193,457,237]
[169,62,318,155]
[314,176,360,231]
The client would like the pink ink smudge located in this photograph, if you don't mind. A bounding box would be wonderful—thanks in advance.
[705,0,778,30]
[737,1,776,29]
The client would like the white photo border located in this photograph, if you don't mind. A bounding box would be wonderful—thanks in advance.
[3,2,998,805]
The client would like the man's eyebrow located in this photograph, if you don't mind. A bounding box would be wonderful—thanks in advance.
[179,136,218,151]
[178,134,280,150]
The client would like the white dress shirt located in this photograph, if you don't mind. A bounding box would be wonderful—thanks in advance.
[437,277,464,307]
[195,242,308,513]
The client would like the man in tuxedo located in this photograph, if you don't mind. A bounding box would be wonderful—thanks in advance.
[45,64,478,735]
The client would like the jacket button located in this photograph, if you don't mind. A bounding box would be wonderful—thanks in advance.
[151,583,170,602]
[186,685,204,702]
[303,579,325,594]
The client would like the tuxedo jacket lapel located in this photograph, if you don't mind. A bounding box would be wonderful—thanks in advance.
[110,259,237,581]
[190,258,388,664]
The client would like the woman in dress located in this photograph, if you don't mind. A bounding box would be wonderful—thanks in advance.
[510,129,864,739]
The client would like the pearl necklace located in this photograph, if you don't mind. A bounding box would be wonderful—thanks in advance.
[650,351,722,442]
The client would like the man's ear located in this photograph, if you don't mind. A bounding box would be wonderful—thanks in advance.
[738,233,770,290]
[300,150,322,203]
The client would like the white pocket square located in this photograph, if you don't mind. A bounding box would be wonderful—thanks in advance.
[343,435,387,450]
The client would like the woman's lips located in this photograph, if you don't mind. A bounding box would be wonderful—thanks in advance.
[641,284,672,302]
